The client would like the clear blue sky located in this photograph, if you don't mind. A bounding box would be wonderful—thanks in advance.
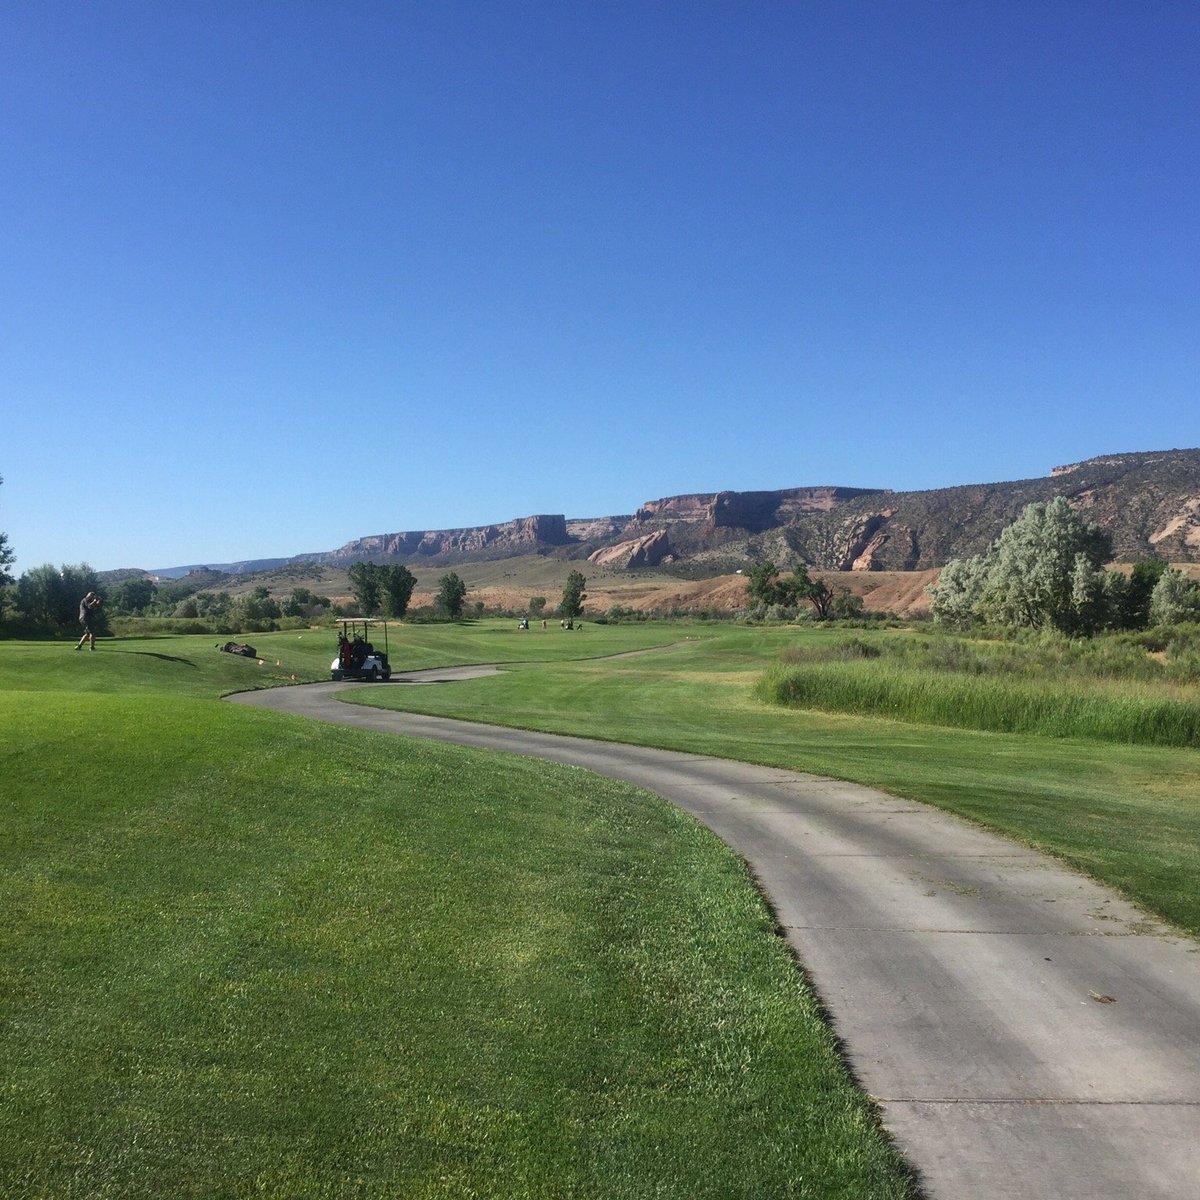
[3,1,1197,572]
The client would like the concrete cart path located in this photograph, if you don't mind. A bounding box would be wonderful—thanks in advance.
[229,675,1200,1200]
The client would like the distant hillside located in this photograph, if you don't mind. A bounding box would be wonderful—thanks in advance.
[778,449,1200,571]
[132,448,1200,579]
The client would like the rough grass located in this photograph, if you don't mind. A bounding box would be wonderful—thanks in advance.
[756,631,1200,746]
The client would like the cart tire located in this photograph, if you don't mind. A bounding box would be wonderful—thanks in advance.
[331,670,343,681]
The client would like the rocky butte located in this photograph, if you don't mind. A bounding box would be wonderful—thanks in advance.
[146,448,1200,578]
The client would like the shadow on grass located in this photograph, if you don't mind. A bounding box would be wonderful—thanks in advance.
[123,651,198,667]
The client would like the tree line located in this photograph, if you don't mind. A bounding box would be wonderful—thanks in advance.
[928,497,1200,633]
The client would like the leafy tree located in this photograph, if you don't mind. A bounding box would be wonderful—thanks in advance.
[110,577,157,615]
[242,586,281,621]
[930,498,1114,635]
[282,588,332,618]
[15,565,65,629]
[528,595,547,615]
[746,561,786,607]
[348,561,383,616]
[1070,554,1109,636]
[788,562,833,620]
[827,588,864,620]
[1122,556,1169,629]
[15,563,105,633]
[982,498,1112,633]
[560,571,587,619]
[0,476,14,620]
[381,565,417,619]
[0,532,14,626]
[928,554,992,627]
[746,560,834,619]
[1149,568,1200,625]
[436,571,467,619]
[194,591,232,618]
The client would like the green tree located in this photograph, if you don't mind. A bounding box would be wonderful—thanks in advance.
[0,480,15,623]
[746,561,835,620]
[560,571,587,619]
[827,588,864,620]
[1148,568,1200,625]
[381,565,417,619]
[194,591,232,618]
[348,561,383,616]
[928,554,993,628]
[241,586,281,621]
[787,562,834,620]
[16,565,65,629]
[16,563,105,633]
[0,476,15,607]
[981,498,1112,633]
[528,595,547,616]
[930,498,1114,635]
[110,577,157,615]
[436,571,467,619]
[746,561,786,608]
[1122,556,1169,629]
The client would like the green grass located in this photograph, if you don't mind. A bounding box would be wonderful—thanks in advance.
[755,630,1200,746]
[345,626,1200,938]
[0,636,914,1198]
[0,622,709,698]
[757,659,1200,745]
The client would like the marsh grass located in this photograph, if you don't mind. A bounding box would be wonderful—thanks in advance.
[759,630,1200,746]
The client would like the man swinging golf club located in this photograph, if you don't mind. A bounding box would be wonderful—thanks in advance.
[76,590,102,651]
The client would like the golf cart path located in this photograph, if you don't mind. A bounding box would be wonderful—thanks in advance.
[229,673,1200,1200]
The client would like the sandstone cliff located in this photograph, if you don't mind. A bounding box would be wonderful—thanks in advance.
[143,447,1200,578]
[317,514,572,565]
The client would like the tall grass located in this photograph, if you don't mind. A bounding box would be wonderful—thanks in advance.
[757,631,1200,746]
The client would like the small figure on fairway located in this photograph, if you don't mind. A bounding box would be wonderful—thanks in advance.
[76,591,102,651]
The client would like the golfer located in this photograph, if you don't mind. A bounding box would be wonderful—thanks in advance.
[76,591,102,651]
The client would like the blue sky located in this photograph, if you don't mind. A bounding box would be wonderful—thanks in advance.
[3,1,1197,572]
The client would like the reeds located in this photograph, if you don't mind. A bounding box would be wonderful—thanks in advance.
[758,629,1200,747]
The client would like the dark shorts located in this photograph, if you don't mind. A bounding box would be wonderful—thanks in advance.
[80,615,94,633]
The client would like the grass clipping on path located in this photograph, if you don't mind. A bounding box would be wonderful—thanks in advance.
[0,693,912,1200]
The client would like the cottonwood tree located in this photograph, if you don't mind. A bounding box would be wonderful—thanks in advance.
[436,571,467,619]
[349,562,418,619]
[348,561,383,616]
[930,498,1114,635]
[560,571,587,619]
[381,565,417,619]
[15,563,105,633]
[983,498,1112,632]
[746,560,834,619]
[1149,568,1200,625]
[927,554,993,628]
[0,477,14,621]
[1122,556,1169,628]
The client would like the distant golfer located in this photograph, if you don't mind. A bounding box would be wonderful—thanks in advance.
[76,591,102,651]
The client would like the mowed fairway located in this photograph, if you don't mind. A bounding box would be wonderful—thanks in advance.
[346,624,1200,940]
[0,636,915,1200]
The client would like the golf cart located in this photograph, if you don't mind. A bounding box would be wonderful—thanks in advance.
[330,619,392,682]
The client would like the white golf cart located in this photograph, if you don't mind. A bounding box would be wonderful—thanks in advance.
[330,619,392,682]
